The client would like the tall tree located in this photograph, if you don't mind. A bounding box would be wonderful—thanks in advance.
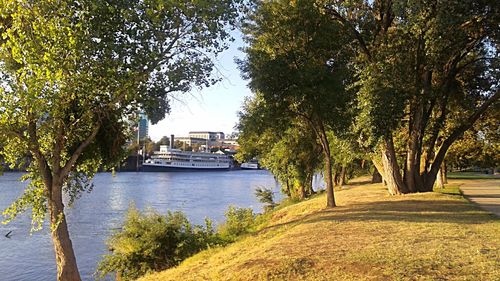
[237,96,322,200]
[326,0,499,194]
[0,0,240,280]
[239,0,354,207]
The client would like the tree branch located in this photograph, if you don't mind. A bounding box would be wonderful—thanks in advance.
[60,124,100,180]
[27,119,52,191]
[52,120,65,175]
[431,89,500,176]
[324,6,372,62]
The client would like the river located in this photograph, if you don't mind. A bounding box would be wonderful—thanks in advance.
[0,170,280,281]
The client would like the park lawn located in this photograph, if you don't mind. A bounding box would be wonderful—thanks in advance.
[139,179,500,281]
[447,171,500,180]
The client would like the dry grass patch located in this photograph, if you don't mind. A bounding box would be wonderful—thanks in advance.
[139,179,500,281]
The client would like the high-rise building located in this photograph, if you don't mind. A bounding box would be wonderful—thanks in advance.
[138,113,149,141]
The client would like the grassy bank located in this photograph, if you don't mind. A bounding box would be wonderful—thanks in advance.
[139,180,500,281]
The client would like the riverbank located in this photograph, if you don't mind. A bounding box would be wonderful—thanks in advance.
[139,179,500,281]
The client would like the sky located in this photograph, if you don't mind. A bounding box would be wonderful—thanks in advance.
[148,32,251,141]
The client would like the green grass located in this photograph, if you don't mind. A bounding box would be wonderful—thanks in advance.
[448,171,500,180]
[139,179,500,281]
[434,184,462,195]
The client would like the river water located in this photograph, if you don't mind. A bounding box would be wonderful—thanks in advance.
[0,170,280,281]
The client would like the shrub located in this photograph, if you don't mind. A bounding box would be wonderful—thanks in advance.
[96,205,218,281]
[218,206,256,241]
[255,187,275,212]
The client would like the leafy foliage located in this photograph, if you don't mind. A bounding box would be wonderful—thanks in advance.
[1,1,242,278]
[327,0,499,193]
[255,187,275,212]
[238,0,356,206]
[97,205,220,281]
[218,206,256,241]
[0,0,241,229]
[236,95,322,199]
[447,107,500,170]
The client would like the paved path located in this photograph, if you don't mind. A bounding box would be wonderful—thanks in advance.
[459,180,500,217]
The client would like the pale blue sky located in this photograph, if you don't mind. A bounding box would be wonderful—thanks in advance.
[149,31,250,141]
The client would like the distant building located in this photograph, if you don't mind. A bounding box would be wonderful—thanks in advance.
[138,113,149,141]
[175,137,207,146]
[221,139,238,146]
[188,131,225,141]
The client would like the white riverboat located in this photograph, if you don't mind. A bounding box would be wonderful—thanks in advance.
[142,145,231,172]
[240,159,260,170]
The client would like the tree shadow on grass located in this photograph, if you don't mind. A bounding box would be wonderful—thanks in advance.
[259,198,498,234]
[304,199,498,225]
[463,194,500,198]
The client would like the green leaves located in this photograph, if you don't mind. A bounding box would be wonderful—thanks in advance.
[96,205,219,280]
[240,0,354,129]
[2,171,47,232]
[0,0,242,233]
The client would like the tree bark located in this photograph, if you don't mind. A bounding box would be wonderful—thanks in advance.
[434,168,444,189]
[332,167,339,187]
[304,172,314,197]
[49,178,81,281]
[382,135,408,195]
[323,153,336,207]
[338,166,346,188]
[284,178,291,197]
[295,179,306,200]
[316,123,335,207]
[371,156,386,185]
[371,169,383,183]
[405,101,424,193]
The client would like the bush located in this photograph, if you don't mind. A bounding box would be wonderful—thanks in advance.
[96,205,219,281]
[218,206,256,241]
[255,187,275,212]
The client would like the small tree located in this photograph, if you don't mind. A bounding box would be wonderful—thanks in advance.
[239,0,354,207]
[236,99,323,200]
[255,187,275,212]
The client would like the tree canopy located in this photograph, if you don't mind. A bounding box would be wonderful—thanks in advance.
[327,0,499,194]
[0,0,241,279]
[238,0,355,206]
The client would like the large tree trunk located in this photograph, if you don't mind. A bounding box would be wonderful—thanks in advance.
[295,179,306,200]
[382,136,408,195]
[371,156,386,185]
[49,179,81,281]
[405,101,424,193]
[304,172,314,197]
[316,123,335,207]
[371,169,383,183]
[434,167,445,189]
[442,161,448,184]
[338,165,346,188]
[323,153,336,207]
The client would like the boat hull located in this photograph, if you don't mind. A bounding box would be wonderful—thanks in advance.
[240,166,260,170]
[142,164,230,172]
